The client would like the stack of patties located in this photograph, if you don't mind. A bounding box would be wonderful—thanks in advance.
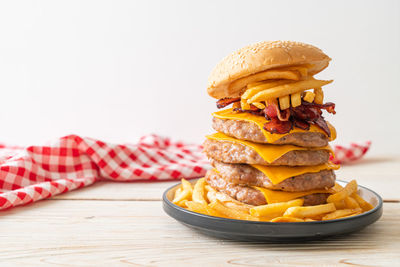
[203,41,340,207]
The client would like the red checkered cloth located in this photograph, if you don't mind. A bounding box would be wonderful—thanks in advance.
[330,141,371,164]
[0,134,370,211]
[0,134,209,211]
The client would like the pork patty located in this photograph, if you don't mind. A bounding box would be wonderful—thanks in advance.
[205,169,329,206]
[203,139,330,166]
[212,117,328,147]
[212,160,336,192]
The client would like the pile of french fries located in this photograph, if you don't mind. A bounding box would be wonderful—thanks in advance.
[233,65,331,111]
[172,179,374,222]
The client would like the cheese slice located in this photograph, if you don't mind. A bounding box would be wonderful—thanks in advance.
[254,186,335,204]
[206,132,334,164]
[212,108,337,142]
[251,162,340,185]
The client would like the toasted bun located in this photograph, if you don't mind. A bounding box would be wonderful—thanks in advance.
[207,41,331,99]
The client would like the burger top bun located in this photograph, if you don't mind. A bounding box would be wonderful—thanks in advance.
[207,40,331,99]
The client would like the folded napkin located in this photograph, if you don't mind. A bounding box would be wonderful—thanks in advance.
[330,141,371,164]
[0,135,370,211]
[0,134,209,210]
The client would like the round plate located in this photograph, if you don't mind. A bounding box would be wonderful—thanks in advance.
[162,180,383,241]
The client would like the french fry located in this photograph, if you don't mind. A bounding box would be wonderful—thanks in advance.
[232,101,240,110]
[173,179,192,204]
[250,199,304,218]
[290,92,302,107]
[304,218,316,222]
[241,98,251,110]
[204,185,214,192]
[351,193,374,211]
[174,187,182,199]
[333,183,344,192]
[192,178,207,205]
[322,208,362,221]
[327,180,358,203]
[279,95,290,110]
[208,200,259,221]
[229,70,300,95]
[181,178,193,193]
[284,203,336,218]
[270,217,304,223]
[243,80,293,99]
[344,197,360,209]
[314,87,324,104]
[303,91,315,103]
[249,79,332,103]
[186,201,227,218]
[223,201,251,213]
[177,199,189,208]
[172,188,187,204]
[252,102,265,109]
[332,200,347,209]
[186,201,210,215]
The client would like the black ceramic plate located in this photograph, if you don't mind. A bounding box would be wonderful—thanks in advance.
[163,180,383,241]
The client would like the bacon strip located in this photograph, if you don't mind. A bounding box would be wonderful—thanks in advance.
[218,96,335,136]
[313,116,331,137]
[216,98,240,109]
[264,103,278,119]
[293,119,310,130]
[233,108,264,116]
[263,118,293,134]
[302,101,336,114]
[277,109,290,121]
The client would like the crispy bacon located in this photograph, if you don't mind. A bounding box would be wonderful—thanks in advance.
[291,105,321,121]
[233,108,264,116]
[313,116,331,137]
[264,103,278,119]
[293,118,310,130]
[277,109,290,121]
[217,96,335,136]
[216,98,240,109]
[302,101,336,114]
[264,118,293,134]
[291,102,332,136]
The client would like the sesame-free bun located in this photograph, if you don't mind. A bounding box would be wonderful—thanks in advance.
[207,41,331,99]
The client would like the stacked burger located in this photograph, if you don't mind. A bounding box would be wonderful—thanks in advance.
[203,41,339,207]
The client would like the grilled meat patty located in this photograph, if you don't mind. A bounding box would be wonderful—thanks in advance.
[203,139,330,166]
[212,160,336,192]
[212,117,329,147]
[205,169,329,206]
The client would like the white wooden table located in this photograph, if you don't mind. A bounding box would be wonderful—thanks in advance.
[0,156,399,266]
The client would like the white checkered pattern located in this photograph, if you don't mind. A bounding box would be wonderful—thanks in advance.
[330,141,371,164]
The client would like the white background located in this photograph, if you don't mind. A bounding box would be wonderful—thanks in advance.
[0,0,399,155]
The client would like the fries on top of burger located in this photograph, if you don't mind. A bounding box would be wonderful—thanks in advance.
[172,40,373,222]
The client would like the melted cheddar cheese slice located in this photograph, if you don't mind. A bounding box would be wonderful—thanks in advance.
[212,108,336,143]
[206,132,334,164]
[254,186,335,204]
[251,162,340,185]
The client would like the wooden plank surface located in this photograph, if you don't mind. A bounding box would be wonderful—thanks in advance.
[53,156,400,202]
[0,200,398,266]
